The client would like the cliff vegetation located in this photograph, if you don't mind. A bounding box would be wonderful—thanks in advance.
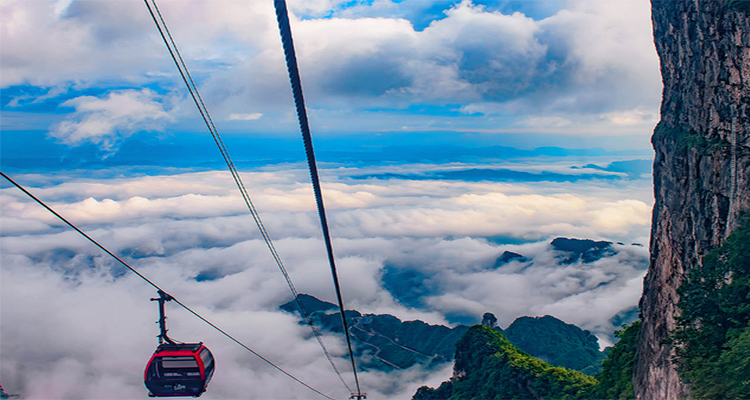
[412,321,642,400]
[671,217,750,398]
[412,325,597,400]
[589,321,640,400]
[504,316,606,375]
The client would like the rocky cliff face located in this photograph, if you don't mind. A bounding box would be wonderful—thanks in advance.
[635,1,750,399]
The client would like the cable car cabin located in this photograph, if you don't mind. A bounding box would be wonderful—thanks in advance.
[144,343,214,397]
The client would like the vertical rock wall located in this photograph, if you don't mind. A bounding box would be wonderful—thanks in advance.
[635,1,750,399]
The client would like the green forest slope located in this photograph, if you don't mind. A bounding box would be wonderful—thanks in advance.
[413,322,641,400]
[412,325,597,399]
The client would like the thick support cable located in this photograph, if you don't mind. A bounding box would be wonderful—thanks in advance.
[273,1,362,397]
[0,171,335,400]
[143,0,352,392]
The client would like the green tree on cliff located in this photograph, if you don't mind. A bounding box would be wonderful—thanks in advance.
[412,325,596,400]
[672,217,750,398]
[589,321,640,399]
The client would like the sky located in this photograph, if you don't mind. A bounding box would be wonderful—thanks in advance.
[1,0,661,398]
[0,0,661,154]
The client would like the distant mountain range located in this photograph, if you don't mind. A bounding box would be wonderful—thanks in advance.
[280,294,607,375]
[351,161,652,184]
[549,237,616,264]
[0,129,651,173]
[381,237,645,328]
[281,294,467,371]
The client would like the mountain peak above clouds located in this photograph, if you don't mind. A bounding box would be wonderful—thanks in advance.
[412,325,596,400]
[550,237,615,264]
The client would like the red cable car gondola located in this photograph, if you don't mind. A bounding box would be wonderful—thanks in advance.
[144,342,214,397]
[144,291,215,397]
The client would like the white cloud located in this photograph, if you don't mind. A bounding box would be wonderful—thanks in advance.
[0,166,653,241]
[0,0,164,87]
[0,164,651,397]
[2,0,660,139]
[227,112,263,121]
[602,108,660,125]
[49,89,173,151]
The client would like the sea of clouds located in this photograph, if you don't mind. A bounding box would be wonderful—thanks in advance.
[0,164,651,399]
[2,0,659,397]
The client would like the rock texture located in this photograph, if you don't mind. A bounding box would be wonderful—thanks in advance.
[635,1,750,399]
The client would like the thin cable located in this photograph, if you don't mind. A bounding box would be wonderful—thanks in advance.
[1,172,161,291]
[0,171,335,400]
[273,1,362,397]
[143,0,352,392]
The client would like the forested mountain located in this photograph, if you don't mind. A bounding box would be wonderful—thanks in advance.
[281,295,606,374]
[281,295,468,370]
[412,322,641,400]
[412,326,596,400]
[504,316,606,375]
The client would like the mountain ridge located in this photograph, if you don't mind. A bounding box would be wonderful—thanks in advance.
[281,294,607,374]
[412,325,597,400]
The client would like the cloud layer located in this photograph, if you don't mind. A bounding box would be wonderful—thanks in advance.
[1,164,650,397]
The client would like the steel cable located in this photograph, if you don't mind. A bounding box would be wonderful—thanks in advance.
[143,0,353,392]
[273,0,363,397]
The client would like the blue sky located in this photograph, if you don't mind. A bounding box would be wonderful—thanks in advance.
[1,0,661,165]
[1,1,659,398]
